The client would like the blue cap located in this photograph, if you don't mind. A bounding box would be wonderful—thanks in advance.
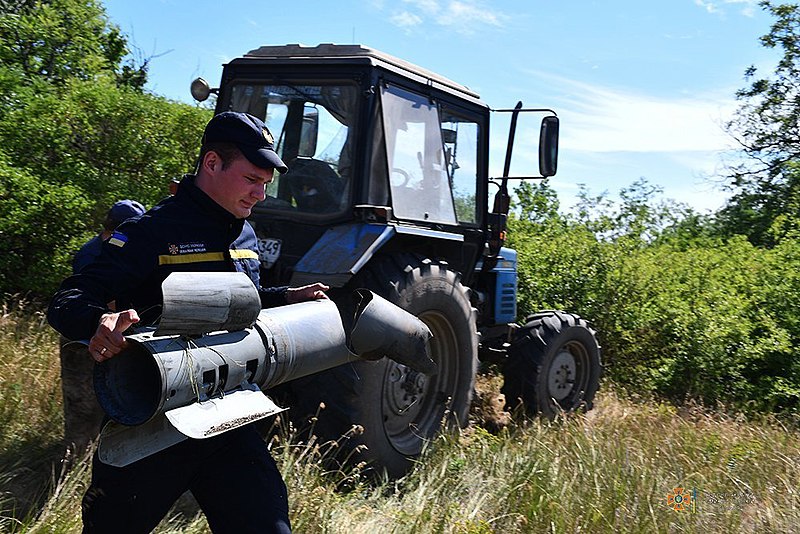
[107,199,145,226]
[202,111,288,173]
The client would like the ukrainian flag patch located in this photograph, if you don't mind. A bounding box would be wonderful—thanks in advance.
[108,231,128,248]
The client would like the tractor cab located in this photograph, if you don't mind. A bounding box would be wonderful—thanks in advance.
[193,44,553,295]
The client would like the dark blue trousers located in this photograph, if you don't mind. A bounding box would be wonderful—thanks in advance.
[82,425,291,533]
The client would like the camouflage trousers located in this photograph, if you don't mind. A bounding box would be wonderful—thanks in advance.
[59,337,105,454]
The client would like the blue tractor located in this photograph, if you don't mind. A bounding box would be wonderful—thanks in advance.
[192,44,602,477]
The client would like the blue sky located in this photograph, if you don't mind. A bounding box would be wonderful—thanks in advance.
[103,0,779,213]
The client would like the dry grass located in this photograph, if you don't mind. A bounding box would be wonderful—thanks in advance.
[3,300,800,533]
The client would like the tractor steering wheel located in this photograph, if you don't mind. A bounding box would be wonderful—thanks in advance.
[390,168,411,188]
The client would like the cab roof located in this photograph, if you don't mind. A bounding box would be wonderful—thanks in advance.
[241,43,484,105]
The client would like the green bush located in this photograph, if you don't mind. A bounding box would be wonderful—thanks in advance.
[0,153,92,295]
[0,78,210,296]
[509,181,800,413]
[0,77,210,207]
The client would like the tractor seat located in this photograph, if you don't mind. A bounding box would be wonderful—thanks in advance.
[288,158,344,213]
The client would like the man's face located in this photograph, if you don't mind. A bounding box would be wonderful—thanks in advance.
[203,152,273,218]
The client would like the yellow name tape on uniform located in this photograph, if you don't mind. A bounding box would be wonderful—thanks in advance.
[158,249,258,265]
[229,250,259,259]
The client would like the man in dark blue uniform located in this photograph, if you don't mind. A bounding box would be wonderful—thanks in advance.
[48,111,327,533]
[72,199,146,273]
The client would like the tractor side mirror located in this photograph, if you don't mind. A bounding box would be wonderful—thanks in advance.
[539,115,559,177]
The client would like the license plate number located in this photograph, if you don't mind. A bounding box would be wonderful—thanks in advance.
[257,238,282,269]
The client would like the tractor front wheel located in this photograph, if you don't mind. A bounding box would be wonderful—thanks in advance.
[501,311,601,418]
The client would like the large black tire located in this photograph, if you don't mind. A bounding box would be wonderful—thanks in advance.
[285,254,478,478]
[501,311,601,419]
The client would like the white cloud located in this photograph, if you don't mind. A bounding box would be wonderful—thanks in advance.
[695,0,719,14]
[482,77,739,213]
[440,1,503,29]
[404,0,440,15]
[391,11,423,29]
[530,76,740,213]
[537,75,738,154]
[386,0,507,34]
[695,0,760,17]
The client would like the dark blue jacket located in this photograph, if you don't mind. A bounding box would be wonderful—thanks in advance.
[48,175,286,340]
[72,234,105,273]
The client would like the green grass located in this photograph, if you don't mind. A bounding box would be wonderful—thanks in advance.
[2,300,800,533]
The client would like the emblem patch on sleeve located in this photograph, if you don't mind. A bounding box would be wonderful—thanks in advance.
[108,231,128,247]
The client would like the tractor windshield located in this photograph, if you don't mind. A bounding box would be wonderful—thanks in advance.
[228,83,359,216]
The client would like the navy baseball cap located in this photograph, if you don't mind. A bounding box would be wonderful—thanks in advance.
[202,111,288,173]
[107,199,145,226]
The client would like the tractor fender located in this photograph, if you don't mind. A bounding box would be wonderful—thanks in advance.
[289,222,464,288]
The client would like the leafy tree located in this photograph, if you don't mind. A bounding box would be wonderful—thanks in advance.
[512,179,562,226]
[572,178,695,244]
[721,1,800,246]
[0,0,210,296]
[0,0,146,90]
[716,161,800,245]
[0,77,210,205]
[508,178,800,412]
[507,180,609,323]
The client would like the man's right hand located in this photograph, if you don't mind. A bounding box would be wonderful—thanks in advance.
[285,282,330,304]
[88,309,140,362]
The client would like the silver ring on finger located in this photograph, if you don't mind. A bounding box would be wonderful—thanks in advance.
[100,347,107,355]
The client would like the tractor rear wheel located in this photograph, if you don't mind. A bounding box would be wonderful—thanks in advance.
[501,311,601,418]
[286,254,478,478]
